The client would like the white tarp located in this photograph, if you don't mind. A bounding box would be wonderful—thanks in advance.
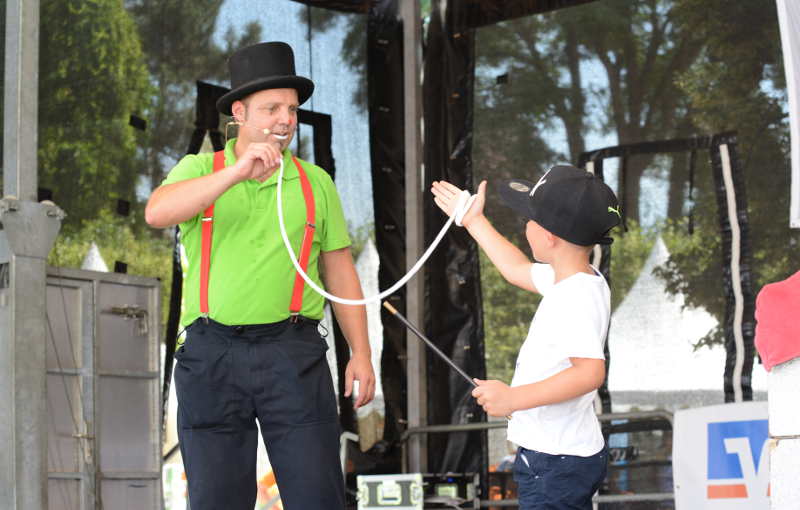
[777,0,800,229]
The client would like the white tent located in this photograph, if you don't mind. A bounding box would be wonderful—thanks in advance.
[608,237,767,407]
[80,242,109,272]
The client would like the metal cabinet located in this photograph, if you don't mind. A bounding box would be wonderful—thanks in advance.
[46,267,161,510]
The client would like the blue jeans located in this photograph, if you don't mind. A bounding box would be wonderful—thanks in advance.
[513,445,608,509]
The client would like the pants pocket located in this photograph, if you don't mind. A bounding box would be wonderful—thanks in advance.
[174,335,232,428]
[272,330,337,425]
[512,448,545,509]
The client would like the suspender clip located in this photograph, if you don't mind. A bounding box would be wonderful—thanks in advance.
[289,312,300,323]
[200,313,209,324]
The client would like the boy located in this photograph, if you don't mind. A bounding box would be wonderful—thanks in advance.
[431,164,621,509]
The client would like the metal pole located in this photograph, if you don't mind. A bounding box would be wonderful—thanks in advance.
[1,1,64,509]
[400,0,426,474]
[400,410,675,442]
[4,0,39,201]
[479,493,675,507]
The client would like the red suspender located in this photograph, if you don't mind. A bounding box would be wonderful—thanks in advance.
[199,150,225,318]
[289,156,316,317]
[198,151,316,320]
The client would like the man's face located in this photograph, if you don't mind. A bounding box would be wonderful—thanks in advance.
[236,88,299,151]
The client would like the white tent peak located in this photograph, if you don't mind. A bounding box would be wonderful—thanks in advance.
[609,236,721,391]
[81,242,109,272]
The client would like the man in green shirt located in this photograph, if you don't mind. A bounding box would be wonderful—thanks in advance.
[146,41,374,510]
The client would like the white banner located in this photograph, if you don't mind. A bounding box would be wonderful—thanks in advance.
[673,402,769,509]
[777,0,800,229]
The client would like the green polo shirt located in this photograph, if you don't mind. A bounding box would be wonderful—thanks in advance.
[162,138,351,326]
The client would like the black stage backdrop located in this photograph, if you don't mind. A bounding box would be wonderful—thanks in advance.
[286,0,599,478]
[422,0,487,477]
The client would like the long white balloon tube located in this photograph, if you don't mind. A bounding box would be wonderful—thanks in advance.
[276,158,475,306]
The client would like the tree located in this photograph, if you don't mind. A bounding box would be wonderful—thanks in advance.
[125,0,263,192]
[13,0,152,232]
[298,6,367,109]
[297,0,799,354]
[474,0,706,227]
[480,252,539,383]
[303,1,691,364]
[654,0,800,348]
[473,0,800,352]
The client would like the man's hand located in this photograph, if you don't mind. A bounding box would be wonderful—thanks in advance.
[472,378,515,418]
[232,142,283,182]
[431,180,487,228]
[320,247,374,409]
[344,352,376,409]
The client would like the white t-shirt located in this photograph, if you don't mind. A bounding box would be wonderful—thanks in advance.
[506,263,610,457]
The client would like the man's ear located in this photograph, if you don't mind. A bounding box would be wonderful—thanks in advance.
[231,100,246,123]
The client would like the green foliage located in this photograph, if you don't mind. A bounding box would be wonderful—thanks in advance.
[32,0,265,330]
[126,0,263,189]
[348,220,375,261]
[657,0,800,349]
[609,221,656,312]
[37,0,151,232]
[48,210,174,325]
[476,0,799,353]
[480,251,539,383]
[473,0,705,224]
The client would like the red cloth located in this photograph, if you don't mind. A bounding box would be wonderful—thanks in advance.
[755,270,800,371]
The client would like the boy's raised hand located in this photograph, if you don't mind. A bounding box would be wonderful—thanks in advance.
[431,180,487,228]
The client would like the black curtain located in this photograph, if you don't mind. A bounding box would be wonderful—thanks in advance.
[290,0,597,23]
[709,134,756,403]
[290,0,603,480]
[422,0,487,477]
[453,0,597,30]
[289,0,371,13]
[365,0,407,471]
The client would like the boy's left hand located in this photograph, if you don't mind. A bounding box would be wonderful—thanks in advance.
[431,180,486,228]
[472,378,514,417]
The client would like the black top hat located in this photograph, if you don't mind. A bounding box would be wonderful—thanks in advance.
[216,42,314,116]
[498,165,621,246]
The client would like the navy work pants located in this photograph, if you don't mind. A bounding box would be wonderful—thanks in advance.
[174,318,345,510]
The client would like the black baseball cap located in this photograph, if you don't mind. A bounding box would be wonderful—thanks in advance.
[497,165,621,246]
